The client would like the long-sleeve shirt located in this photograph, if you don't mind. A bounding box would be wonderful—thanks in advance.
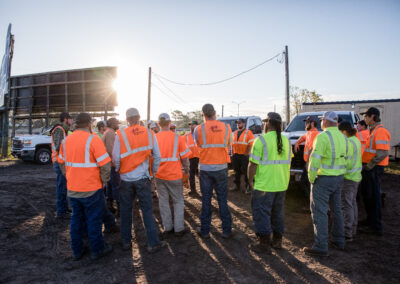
[112,132,161,182]
[102,127,116,157]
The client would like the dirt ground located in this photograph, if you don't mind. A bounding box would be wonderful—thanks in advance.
[0,160,399,283]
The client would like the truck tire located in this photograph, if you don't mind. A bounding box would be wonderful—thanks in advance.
[35,148,51,165]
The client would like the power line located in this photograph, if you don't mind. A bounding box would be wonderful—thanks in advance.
[153,74,189,104]
[153,52,283,86]
[151,82,194,109]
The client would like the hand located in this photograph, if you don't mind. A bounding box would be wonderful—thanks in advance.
[363,164,372,171]
[294,143,299,153]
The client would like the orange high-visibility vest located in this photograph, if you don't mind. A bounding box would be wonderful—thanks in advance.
[116,125,153,174]
[296,128,319,162]
[231,129,255,155]
[197,120,231,165]
[356,129,369,155]
[57,130,111,191]
[51,125,67,163]
[362,124,391,166]
[155,131,191,180]
[185,132,200,159]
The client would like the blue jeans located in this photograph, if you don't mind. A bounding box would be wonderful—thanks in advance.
[310,175,345,252]
[102,188,116,230]
[53,162,68,216]
[199,169,232,235]
[69,189,105,258]
[106,166,120,202]
[361,165,384,232]
[119,178,160,247]
[252,189,286,236]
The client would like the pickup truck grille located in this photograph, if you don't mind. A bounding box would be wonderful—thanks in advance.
[291,145,305,170]
[12,139,23,150]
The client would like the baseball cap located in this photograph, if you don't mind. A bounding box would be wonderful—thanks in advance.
[150,122,158,128]
[170,123,176,128]
[126,108,140,118]
[147,120,153,126]
[319,111,338,123]
[235,118,246,124]
[263,112,282,122]
[158,113,171,121]
[303,116,318,123]
[360,107,380,117]
[188,120,198,125]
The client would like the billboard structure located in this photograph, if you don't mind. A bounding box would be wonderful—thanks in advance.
[9,66,118,136]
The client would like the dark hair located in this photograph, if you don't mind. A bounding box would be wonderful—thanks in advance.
[339,121,357,136]
[357,120,367,127]
[75,112,92,128]
[96,121,105,129]
[268,119,283,154]
[202,103,215,118]
[59,112,71,123]
[159,118,169,127]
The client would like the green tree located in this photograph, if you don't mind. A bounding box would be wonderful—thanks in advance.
[290,86,323,117]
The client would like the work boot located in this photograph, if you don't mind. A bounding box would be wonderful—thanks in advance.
[147,241,167,254]
[303,247,329,257]
[107,199,116,214]
[91,243,113,260]
[249,234,271,254]
[271,232,283,249]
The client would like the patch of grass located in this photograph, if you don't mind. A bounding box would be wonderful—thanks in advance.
[0,139,17,162]
[386,161,400,175]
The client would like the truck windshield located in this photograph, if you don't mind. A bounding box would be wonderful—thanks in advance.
[285,113,353,132]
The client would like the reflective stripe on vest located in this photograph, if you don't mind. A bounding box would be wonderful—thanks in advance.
[186,134,195,147]
[200,123,229,148]
[364,126,383,154]
[160,133,179,162]
[319,131,346,170]
[232,129,249,145]
[347,139,362,173]
[120,127,153,159]
[64,135,99,168]
[249,135,291,165]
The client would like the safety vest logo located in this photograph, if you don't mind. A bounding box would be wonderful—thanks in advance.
[131,128,146,135]
[210,126,222,132]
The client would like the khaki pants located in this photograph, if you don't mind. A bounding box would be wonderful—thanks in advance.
[341,179,360,238]
[155,178,185,232]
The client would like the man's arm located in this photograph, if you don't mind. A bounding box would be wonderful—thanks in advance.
[60,163,66,176]
[295,134,306,152]
[104,131,115,157]
[247,161,257,189]
[100,162,111,186]
[52,128,64,152]
[308,135,325,184]
[151,134,161,174]
[181,158,190,174]
[365,150,389,170]
[112,135,121,171]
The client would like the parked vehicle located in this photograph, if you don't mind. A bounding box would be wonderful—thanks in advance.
[282,111,360,182]
[218,116,263,136]
[11,128,52,164]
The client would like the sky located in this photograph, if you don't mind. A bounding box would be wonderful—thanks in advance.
[0,0,399,121]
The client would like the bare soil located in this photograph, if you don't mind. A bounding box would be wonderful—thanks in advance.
[0,160,399,283]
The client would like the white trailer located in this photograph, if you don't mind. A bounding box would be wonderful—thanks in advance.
[302,99,400,159]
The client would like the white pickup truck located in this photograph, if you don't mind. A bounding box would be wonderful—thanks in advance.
[282,111,360,182]
[11,128,52,164]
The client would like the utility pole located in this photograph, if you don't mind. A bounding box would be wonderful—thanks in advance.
[222,105,224,117]
[284,45,290,124]
[147,67,151,121]
[232,100,245,116]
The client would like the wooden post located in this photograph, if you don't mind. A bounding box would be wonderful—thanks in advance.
[285,45,290,124]
[147,67,151,121]
[81,71,86,112]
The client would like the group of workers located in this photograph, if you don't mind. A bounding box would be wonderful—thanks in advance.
[50,103,391,260]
